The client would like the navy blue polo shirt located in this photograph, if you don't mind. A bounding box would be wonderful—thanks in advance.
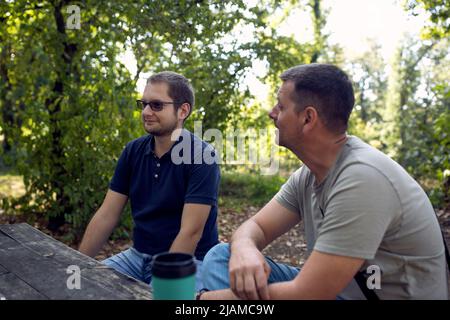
[109,129,220,260]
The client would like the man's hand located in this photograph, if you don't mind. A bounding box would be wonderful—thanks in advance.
[229,238,271,300]
[227,198,301,300]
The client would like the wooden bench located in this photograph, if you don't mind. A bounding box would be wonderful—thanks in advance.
[0,223,152,300]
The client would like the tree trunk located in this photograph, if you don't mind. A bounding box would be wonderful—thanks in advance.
[47,1,78,231]
[0,41,14,155]
[310,0,323,63]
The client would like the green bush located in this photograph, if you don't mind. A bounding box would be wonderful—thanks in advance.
[220,172,286,207]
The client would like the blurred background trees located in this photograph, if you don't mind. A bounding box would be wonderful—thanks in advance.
[0,0,448,240]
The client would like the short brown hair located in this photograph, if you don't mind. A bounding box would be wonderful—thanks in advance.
[147,71,195,118]
[280,64,355,132]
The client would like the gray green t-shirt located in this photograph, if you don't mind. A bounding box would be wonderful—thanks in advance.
[275,136,448,299]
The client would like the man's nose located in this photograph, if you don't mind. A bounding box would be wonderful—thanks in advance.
[142,104,154,116]
[268,106,278,120]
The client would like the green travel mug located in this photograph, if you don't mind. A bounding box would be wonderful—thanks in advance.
[151,252,197,300]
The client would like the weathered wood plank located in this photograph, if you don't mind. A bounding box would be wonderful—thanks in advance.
[0,240,116,299]
[0,273,47,300]
[80,266,152,300]
[0,223,152,300]
[0,223,151,295]
[0,223,97,268]
[0,263,8,275]
[0,223,52,243]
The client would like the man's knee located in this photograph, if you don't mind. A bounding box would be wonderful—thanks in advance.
[102,254,120,268]
[201,243,231,290]
[203,242,230,265]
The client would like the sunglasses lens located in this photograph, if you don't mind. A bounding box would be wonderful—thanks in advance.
[137,100,168,111]
[149,101,164,111]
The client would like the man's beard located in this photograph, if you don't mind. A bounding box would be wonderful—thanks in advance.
[144,120,178,137]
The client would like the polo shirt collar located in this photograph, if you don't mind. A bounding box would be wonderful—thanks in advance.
[144,129,187,158]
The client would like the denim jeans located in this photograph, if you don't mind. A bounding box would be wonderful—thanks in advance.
[102,247,205,291]
[201,243,300,290]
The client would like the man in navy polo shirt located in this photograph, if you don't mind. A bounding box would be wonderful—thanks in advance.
[79,71,220,290]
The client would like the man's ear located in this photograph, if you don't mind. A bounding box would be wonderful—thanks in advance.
[178,103,191,120]
[303,106,318,128]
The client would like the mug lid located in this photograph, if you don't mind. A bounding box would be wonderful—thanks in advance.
[152,252,196,279]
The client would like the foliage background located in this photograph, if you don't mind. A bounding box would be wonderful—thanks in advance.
[0,0,448,243]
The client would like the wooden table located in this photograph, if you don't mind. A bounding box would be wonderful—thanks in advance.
[0,223,152,300]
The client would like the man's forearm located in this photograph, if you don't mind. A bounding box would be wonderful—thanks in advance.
[200,289,239,300]
[201,281,300,300]
[169,230,202,255]
[230,219,268,252]
[78,211,118,257]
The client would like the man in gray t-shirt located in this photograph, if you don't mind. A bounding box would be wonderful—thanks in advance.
[274,135,448,299]
[199,63,448,300]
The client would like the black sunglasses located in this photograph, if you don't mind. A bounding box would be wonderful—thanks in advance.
[136,99,182,112]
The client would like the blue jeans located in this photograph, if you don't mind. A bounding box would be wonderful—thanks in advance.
[201,243,300,290]
[102,247,205,291]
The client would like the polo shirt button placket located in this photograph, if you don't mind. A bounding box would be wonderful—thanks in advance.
[154,160,161,181]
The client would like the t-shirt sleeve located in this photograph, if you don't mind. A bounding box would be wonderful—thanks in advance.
[274,168,303,215]
[109,145,131,196]
[184,149,220,206]
[314,164,401,260]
